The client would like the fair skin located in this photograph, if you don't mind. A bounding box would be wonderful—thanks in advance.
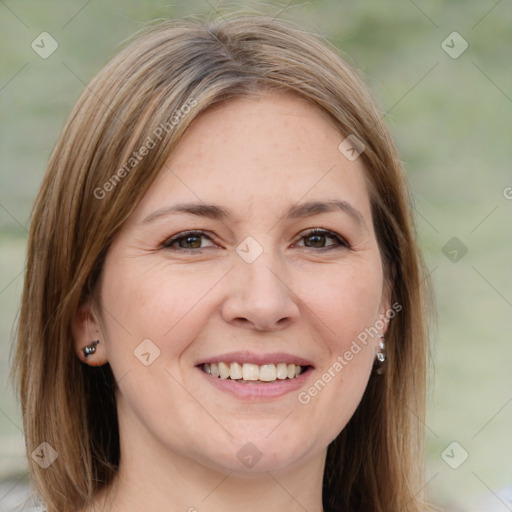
[73,92,389,512]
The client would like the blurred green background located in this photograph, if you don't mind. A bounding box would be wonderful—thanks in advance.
[1,1,511,510]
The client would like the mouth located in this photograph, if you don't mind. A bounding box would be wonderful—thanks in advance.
[198,361,313,384]
[195,352,314,399]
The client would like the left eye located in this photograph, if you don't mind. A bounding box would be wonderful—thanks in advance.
[295,229,348,250]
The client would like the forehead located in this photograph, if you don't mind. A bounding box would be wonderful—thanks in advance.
[130,92,373,226]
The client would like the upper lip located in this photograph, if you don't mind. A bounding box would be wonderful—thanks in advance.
[196,351,314,367]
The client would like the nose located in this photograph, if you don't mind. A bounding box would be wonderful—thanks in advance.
[220,251,300,332]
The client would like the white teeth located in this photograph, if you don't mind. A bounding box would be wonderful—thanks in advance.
[276,363,288,379]
[210,362,220,377]
[229,362,243,380]
[218,362,230,379]
[259,364,276,381]
[242,363,260,381]
[201,361,307,381]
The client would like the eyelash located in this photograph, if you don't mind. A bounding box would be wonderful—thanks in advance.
[161,229,350,254]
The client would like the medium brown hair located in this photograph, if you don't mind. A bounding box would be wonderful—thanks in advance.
[14,13,433,512]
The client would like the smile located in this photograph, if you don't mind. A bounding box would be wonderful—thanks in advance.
[201,362,309,383]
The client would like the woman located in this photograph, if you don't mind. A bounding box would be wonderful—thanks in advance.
[14,13,433,512]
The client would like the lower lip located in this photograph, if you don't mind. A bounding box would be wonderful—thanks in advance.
[196,366,313,399]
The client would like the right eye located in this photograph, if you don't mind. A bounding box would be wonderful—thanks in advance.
[161,230,218,253]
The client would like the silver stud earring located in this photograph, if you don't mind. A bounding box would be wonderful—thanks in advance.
[375,335,386,374]
[82,340,100,358]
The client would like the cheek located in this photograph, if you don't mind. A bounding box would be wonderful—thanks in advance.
[98,257,229,370]
[292,260,382,434]
[297,258,384,346]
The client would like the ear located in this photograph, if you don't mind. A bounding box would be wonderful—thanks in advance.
[378,273,394,338]
[72,299,108,367]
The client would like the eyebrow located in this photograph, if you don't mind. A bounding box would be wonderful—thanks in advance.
[141,199,368,230]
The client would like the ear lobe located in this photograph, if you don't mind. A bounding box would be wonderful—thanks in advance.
[72,300,108,366]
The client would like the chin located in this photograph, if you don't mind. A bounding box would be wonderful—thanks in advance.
[195,434,316,475]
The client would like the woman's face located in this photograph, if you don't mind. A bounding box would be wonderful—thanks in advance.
[77,92,390,475]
